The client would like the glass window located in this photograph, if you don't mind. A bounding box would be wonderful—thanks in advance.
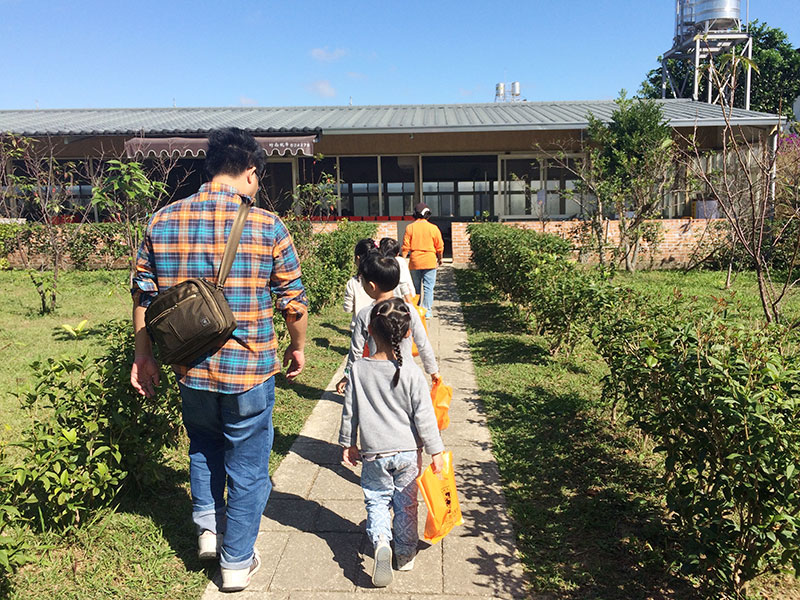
[339,156,380,216]
[504,158,541,216]
[545,158,583,218]
[440,194,454,217]
[354,196,369,216]
[421,155,498,218]
[459,194,475,217]
[388,195,404,215]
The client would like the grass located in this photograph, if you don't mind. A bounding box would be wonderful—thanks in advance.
[2,269,352,600]
[0,270,131,438]
[455,267,800,600]
[614,269,800,322]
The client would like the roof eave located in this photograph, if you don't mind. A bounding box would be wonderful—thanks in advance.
[323,119,783,135]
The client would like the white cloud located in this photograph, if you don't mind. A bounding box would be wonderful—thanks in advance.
[239,96,258,106]
[346,71,366,80]
[310,47,348,62]
[307,80,336,98]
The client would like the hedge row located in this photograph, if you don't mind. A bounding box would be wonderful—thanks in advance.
[467,223,608,353]
[0,222,132,270]
[468,223,800,598]
[284,217,377,313]
[0,219,377,314]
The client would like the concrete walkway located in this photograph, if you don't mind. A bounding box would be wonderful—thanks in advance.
[202,266,530,599]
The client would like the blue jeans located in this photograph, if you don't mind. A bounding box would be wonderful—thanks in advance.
[410,268,437,317]
[360,450,421,556]
[179,378,275,570]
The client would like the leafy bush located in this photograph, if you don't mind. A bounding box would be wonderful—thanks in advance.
[4,320,182,534]
[468,223,606,353]
[12,355,128,531]
[0,456,30,580]
[0,223,21,260]
[298,219,377,313]
[0,222,131,270]
[596,299,800,597]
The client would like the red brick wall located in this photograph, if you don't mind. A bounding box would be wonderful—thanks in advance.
[452,219,726,269]
[312,218,725,269]
[310,221,397,240]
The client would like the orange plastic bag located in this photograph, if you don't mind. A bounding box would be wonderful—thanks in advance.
[417,451,463,544]
[410,302,427,357]
[431,379,453,430]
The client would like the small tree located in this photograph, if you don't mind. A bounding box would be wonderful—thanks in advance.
[546,92,676,271]
[0,135,95,313]
[678,52,798,323]
[91,159,167,273]
[292,170,339,217]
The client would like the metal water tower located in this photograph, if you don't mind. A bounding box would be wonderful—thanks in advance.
[495,81,522,102]
[661,0,753,109]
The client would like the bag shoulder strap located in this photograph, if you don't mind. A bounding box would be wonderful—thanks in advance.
[216,195,252,288]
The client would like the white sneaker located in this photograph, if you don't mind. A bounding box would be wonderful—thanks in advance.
[220,549,261,592]
[396,553,416,571]
[372,538,393,587]
[198,530,223,560]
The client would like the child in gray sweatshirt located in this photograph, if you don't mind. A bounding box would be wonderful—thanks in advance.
[336,251,440,395]
[339,297,444,588]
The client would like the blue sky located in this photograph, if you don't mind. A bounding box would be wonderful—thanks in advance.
[0,0,796,110]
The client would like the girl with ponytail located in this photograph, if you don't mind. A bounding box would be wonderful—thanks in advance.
[339,297,445,587]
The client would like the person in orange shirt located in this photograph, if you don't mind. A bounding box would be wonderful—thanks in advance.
[401,203,444,318]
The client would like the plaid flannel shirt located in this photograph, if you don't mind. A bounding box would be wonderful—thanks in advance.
[132,182,308,394]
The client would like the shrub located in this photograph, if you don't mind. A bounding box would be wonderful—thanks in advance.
[468,223,606,353]
[596,301,800,597]
[299,219,377,313]
[13,355,128,531]
[0,455,30,580]
[7,320,182,533]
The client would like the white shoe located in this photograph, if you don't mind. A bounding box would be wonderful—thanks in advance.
[220,549,261,592]
[198,530,223,560]
[372,538,393,587]
[396,553,416,571]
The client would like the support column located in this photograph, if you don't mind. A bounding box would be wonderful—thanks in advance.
[745,38,753,111]
[335,157,341,215]
[693,37,701,101]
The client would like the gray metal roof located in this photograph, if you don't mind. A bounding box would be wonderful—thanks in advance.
[0,99,781,137]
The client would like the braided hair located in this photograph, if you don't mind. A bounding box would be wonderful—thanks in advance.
[369,297,411,387]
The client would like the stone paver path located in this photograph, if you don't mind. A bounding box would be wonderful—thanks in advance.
[202,266,530,599]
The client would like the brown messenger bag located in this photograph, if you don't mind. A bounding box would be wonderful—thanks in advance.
[144,197,251,365]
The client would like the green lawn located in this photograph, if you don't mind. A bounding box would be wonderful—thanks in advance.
[2,269,352,600]
[0,270,132,438]
[455,268,800,600]
[614,269,800,322]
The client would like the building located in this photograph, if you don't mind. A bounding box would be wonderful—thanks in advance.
[0,99,782,263]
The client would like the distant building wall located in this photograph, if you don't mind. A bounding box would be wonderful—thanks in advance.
[314,218,726,269]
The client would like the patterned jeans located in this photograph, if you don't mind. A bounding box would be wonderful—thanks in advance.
[360,449,422,555]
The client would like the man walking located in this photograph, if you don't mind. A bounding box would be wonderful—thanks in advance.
[130,128,308,592]
[402,202,444,318]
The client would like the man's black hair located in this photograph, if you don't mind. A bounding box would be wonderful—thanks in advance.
[378,237,401,258]
[204,127,267,179]
[359,251,400,292]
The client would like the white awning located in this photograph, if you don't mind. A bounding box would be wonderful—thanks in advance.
[123,135,315,158]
